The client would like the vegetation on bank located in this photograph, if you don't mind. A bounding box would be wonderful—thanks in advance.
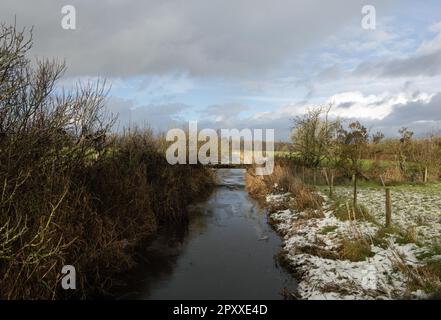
[246,105,441,299]
[247,163,441,299]
[0,24,214,299]
[246,164,323,212]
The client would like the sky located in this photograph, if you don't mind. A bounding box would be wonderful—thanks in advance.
[1,0,441,140]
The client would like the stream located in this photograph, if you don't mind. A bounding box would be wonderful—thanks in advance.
[120,168,296,299]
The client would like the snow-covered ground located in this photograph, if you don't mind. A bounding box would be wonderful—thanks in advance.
[333,185,441,245]
[266,184,441,300]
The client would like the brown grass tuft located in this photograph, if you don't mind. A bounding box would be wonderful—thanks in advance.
[246,164,323,211]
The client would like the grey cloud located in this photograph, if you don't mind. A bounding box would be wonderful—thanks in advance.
[201,103,250,122]
[200,94,441,140]
[377,93,441,127]
[337,102,355,109]
[250,93,441,140]
[196,107,295,141]
[107,97,190,132]
[0,0,387,78]
[108,98,293,140]
[382,51,441,77]
[196,116,292,141]
[344,93,441,137]
[353,50,441,78]
[101,91,441,141]
[107,93,441,141]
[317,64,345,81]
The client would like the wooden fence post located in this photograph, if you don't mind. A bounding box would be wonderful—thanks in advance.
[385,188,392,227]
[330,171,334,198]
[423,166,428,183]
[352,174,357,208]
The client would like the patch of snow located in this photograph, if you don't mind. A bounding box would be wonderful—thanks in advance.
[265,184,441,300]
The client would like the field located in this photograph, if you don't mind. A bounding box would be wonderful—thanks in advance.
[267,183,441,299]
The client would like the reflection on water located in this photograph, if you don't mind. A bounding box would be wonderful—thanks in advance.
[119,169,296,300]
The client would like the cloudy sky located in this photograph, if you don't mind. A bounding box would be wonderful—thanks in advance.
[1,0,441,140]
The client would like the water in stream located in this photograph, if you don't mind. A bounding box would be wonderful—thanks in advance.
[120,168,296,299]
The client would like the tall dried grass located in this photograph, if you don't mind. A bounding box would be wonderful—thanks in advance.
[246,163,322,211]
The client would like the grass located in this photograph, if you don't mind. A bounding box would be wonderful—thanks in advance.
[246,164,323,211]
[372,226,419,248]
[297,244,340,260]
[319,225,338,234]
[388,182,441,192]
[330,197,377,224]
[394,251,441,298]
[372,226,399,248]
[416,243,441,260]
[339,238,374,262]
[395,227,419,245]
[275,152,412,171]
[407,261,441,298]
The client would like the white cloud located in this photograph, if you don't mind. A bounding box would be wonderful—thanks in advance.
[327,91,434,120]
[417,21,441,55]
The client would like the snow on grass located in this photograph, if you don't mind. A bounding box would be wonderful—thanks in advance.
[332,185,441,245]
[267,185,441,300]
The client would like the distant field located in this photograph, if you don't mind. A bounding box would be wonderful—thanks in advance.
[274,151,421,171]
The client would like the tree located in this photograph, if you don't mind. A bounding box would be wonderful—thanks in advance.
[337,121,369,207]
[291,105,340,188]
[413,133,437,183]
[371,131,385,161]
[397,127,414,176]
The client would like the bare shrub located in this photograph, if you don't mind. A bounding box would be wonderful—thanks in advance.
[0,23,214,299]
